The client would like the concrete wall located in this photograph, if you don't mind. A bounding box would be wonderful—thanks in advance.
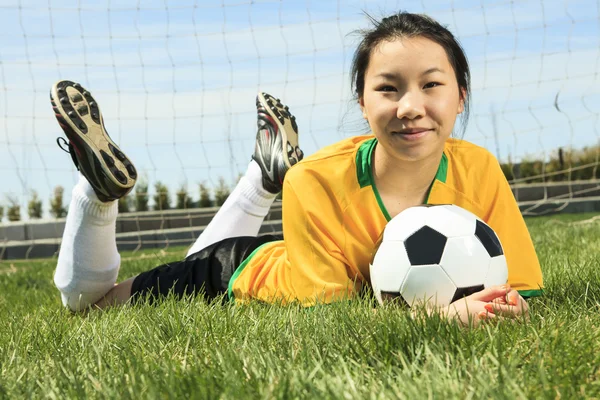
[2,183,599,260]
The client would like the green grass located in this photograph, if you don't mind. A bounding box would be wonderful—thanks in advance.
[1,214,600,398]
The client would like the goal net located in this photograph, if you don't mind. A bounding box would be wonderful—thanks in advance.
[1,0,599,259]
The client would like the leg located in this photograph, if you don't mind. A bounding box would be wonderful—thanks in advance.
[187,93,303,256]
[98,234,282,309]
[51,80,137,311]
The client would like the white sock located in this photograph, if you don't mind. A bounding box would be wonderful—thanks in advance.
[54,174,120,311]
[186,160,277,257]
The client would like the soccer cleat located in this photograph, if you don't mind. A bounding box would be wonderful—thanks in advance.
[50,80,137,202]
[253,92,304,194]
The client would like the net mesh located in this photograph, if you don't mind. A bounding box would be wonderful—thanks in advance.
[1,0,599,259]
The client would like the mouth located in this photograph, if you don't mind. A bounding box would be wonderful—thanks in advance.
[391,128,433,140]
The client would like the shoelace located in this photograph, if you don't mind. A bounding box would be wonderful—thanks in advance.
[56,137,80,170]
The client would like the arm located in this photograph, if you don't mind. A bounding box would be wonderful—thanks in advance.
[482,158,544,297]
[281,175,361,305]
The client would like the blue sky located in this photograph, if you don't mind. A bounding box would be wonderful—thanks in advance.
[1,0,599,218]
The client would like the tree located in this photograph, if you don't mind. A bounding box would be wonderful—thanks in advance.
[153,181,171,211]
[0,204,4,223]
[28,191,43,219]
[118,195,131,213]
[135,180,149,212]
[6,196,21,222]
[214,177,230,206]
[198,182,213,208]
[50,186,67,218]
[176,185,191,209]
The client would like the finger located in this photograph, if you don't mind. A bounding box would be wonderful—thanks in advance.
[469,284,511,302]
[476,311,499,326]
[478,310,496,320]
[492,296,507,305]
[506,290,521,306]
[484,303,528,317]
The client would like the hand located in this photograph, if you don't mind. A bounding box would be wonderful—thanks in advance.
[446,284,527,327]
[489,287,529,318]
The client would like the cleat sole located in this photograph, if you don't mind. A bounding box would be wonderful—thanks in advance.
[50,80,136,201]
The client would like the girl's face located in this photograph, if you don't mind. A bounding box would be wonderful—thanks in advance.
[359,36,464,163]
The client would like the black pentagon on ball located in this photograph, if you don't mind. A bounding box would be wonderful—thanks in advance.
[450,284,484,304]
[404,225,447,265]
[475,220,504,257]
[379,291,409,308]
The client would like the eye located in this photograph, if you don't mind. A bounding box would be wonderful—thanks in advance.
[377,85,397,92]
[423,82,441,89]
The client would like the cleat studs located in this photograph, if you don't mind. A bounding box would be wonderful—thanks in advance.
[109,143,126,161]
[73,83,81,88]
[71,93,83,103]
[60,97,69,105]
[126,164,137,179]
[89,101,96,108]
[77,105,89,116]
[78,121,86,129]
[68,111,75,118]
[100,150,115,167]
[114,170,127,184]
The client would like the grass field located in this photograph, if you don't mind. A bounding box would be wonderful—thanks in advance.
[1,214,599,399]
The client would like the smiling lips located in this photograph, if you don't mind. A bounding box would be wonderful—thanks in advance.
[392,128,433,140]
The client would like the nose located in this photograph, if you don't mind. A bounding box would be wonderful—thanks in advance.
[396,91,425,120]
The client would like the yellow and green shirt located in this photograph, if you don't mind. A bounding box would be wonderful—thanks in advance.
[228,135,544,305]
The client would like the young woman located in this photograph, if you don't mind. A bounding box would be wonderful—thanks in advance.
[52,12,543,325]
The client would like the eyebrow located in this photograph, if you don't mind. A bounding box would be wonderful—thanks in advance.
[374,67,445,80]
[422,67,444,75]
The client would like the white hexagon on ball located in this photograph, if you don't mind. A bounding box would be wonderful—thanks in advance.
[425,204,477,238]
[440,235,491,288]
[484,255,509,288]
[400,265,457,307]
[369,240,411,294]
[382,206,431,242]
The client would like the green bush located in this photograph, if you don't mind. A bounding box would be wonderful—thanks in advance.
[135,181,149,212]
[176,186,191,209]
[28,191,43,219]
[198,183,213,208]
[153,182,171,211]
[49,186,67,218]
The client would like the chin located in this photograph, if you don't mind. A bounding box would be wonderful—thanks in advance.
[390,143,440,163]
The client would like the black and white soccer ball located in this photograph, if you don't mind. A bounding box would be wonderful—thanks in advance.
[369,204,508,307]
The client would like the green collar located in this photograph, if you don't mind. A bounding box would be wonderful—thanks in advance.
[355,138,448,221]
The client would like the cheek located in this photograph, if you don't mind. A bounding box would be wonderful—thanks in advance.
[429,95,460,124]
[365,95,395,121]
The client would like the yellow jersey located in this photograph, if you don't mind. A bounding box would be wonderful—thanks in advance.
[228,135,544,305]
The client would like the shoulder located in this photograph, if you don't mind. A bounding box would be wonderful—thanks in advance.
[443,138,509,206]
[445,138,503,179]
[445,138,497,164]
[285,135,374,185]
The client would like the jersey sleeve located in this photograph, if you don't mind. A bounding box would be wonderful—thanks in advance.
[280,175,360,305]
[483,158,544,297]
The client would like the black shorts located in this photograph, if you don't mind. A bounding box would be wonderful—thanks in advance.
[130,234,282,303]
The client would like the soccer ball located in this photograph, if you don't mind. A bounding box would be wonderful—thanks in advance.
[369,204,508,307]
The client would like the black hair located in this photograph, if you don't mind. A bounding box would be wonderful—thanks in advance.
[350,12,471,137]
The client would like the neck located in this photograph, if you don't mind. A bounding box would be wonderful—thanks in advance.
[372,145,443,197]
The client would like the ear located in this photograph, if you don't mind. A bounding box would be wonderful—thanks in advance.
[359,97,368,119]
[457,88,466,114]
